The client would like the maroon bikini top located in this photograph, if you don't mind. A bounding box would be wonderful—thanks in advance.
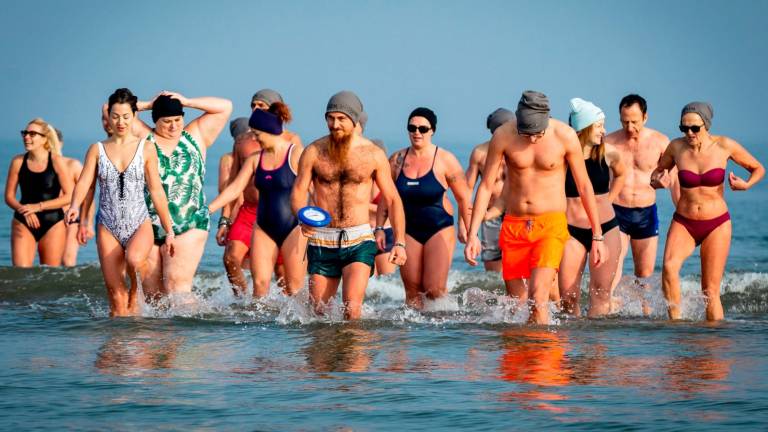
[678,168,725,188]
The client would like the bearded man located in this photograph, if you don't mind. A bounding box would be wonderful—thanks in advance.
[291,91,407,320]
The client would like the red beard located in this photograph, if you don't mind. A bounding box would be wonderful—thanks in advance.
[328,129,353,164]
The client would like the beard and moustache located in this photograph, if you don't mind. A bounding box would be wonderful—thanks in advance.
[328,128,353,164]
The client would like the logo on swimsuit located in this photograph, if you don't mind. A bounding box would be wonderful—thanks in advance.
[407,181,419,186]
[265,175,272,180]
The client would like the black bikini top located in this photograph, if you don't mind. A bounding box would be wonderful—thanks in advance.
[565,157,610,198]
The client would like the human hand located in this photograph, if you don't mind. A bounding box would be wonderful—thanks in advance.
[65,207,79,225]
[216,225,229,246]
[300,224,316,238]
[160,90,188,106]
[18,203,42,216]
[375,229,386,251]
[388,243,407,266]
[590,239,607,267]
[458,225,468,244]
[464,235,481,266]
[729,172,749,191]
[24,213,40,229]
[164,233,175,257]
[77,224,90,245]
[650,169,670,189]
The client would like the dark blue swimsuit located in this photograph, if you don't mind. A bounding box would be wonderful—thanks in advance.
[254,144,298,246]
[395,146,454,244]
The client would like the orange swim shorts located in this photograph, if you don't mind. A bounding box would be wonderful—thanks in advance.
[500,212,569,280]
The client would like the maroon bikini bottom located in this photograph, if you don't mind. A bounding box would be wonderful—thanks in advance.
[672,211,731,246]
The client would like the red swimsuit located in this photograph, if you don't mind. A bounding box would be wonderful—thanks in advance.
[674,168,730,245]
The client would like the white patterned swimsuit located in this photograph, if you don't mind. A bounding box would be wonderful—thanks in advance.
[97,140,150,247]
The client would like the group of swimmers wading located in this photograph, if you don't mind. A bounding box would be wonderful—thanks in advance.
[6,88,764,323]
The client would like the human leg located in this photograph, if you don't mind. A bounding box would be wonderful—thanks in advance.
[661,221,696,320]
[529,267,559,324]
[400,235,424,309]
[96,224,130,317]
[341,262,373,320]
[421,226,455,301]
[11,219,37,267]
[279,225,307,296]
[309,274,341,315]
[699,220,731,321]
[62,223,80,267]
[123,221,155,314]
[37,220,66,266]
[223,240,250,296]
[161,229,208,295]
[558,237,587,316]
[250,226,279,298]
[587,226,621,318]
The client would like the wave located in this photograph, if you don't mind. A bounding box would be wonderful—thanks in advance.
[1,265,768,324]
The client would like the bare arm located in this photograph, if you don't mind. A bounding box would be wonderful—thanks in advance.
[291,144,317,216]
[143,142,174,235]
[4,156,23,211]
[565,134,602,237]
[173,94,233,148]
[467,130,506,240]
[443,151,472,233]
[465,147,482,191]
[727,137,765,190]
[650,142,678,189]
[208,153,259,214]
[67,145,100,221]
[605,145,626,203]
[375,150,404,228]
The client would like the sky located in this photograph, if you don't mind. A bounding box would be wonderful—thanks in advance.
[1,0,767,150]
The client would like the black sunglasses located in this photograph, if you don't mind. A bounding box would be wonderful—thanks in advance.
[20,130,46,138]
[679,124,705,133]
[407,124,431,134]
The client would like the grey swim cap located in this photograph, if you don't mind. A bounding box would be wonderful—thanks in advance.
[681,101,713,130]
[486,108,515,133]
[251,89,284,106]
[516,91,550,135]
[358,111,368,131]
[326,90,364,124]
[229,117,250,138]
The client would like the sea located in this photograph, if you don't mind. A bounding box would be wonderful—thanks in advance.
[1,137,767,431]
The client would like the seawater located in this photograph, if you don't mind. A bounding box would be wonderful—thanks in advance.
[1,139,768,430]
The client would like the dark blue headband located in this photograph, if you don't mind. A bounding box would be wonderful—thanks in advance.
[249,108,283,135]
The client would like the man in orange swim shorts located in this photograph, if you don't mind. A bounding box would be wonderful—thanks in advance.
[465,91,607,324]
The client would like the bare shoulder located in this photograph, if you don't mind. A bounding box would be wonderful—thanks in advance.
[389,147,408,168]
[9,154,24,168]
[66,157,83,171]
[437,146,461,167]
[648,128,670,148]
[604,129,624,145]
[715,135,741,152]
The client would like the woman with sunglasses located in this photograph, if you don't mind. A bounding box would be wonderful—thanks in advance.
[652,102,764,321]
[5,119,74,266]
[559,98,626,317]
[208,102,306,298]
[378,107,472,309]
[66,88,175,317]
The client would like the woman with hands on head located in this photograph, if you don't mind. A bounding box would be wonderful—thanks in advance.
[652,102,764,321]
[138,91,232,303]
[5,118,73,266]
[66,88,175,317]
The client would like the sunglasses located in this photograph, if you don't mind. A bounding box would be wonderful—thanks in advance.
[407,124,431,134]
[679,124,705,133]
[20,130,46,138]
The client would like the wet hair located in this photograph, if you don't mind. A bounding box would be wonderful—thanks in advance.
[576,123,605,162]
[267,101,292,124]
[27,118,61,155]
[619,94,647,114]
[108,88,139,113]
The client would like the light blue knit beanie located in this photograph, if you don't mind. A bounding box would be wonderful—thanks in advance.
[569,98,605,132]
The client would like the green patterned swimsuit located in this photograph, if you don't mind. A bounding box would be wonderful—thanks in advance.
[145,130,210,240]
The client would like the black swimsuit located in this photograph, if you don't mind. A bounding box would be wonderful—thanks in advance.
[564,157,617,251]
[13,152,65,241]
[395,147,454,244]
[254,144,298,247]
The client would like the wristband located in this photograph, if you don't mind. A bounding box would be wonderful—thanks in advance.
[218,217,231,228]
[393,241,406,249]
[592,234,604,241]
[374,226,386,233]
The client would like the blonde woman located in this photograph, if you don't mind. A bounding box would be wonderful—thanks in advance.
[5,118,73,266]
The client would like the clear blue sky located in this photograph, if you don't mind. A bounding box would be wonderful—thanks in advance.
[1,0,766,148]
